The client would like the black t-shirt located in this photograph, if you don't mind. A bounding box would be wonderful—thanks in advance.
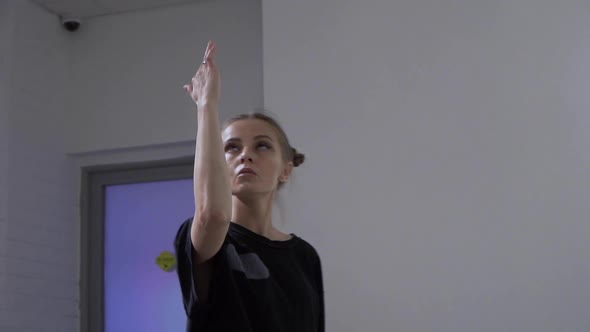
[174,217,325,332]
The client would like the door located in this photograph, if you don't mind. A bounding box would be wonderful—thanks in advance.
[104,179,193,332]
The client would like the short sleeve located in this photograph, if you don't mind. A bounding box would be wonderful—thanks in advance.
[305,245,325,332]
[297,240,326,332]
[174,218,198,312]
[314,252,325,332]
[173,217,216,324]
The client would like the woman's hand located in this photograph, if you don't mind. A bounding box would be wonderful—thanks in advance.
[183,41,220,108]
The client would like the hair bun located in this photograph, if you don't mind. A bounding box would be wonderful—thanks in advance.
[291,147,305,167]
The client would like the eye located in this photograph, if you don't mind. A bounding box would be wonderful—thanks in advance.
[225,143,240,152]
[258,142,272,150]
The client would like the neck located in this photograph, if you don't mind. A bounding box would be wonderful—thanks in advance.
[231,192,276,238]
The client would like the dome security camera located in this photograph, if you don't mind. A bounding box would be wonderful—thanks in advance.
[61,18,81,32]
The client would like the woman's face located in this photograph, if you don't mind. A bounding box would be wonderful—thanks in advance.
[222,119,293,196]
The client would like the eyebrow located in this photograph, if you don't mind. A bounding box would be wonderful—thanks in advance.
[225,135,274,143]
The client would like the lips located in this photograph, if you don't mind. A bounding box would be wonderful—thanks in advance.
[238,167,257,176]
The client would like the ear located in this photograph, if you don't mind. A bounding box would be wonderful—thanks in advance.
[278,161,294,183]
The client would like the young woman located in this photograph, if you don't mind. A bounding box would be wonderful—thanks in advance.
[174,41,324,331]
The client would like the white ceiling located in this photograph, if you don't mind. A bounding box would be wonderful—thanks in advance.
[30,0,202,19]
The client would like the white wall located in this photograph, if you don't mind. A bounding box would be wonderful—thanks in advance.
[0,0,79,330]
[263,0,590,331]
[67,0,263,153]
[0,0,15,220]
[0,0,15,318]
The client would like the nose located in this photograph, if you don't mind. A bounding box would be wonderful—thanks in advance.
[239,147,254,163]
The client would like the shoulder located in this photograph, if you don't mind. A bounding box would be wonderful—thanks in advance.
[293,236,324,288]
[293,236,322,263]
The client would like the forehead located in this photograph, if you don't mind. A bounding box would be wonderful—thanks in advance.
[222,118,278,141]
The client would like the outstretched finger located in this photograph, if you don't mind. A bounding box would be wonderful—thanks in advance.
[202,41,212,64]
[208,42,218,65]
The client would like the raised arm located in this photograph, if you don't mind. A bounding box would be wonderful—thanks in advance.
[183,41,232,264]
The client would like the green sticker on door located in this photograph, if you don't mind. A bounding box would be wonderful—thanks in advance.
[156,250,177,272]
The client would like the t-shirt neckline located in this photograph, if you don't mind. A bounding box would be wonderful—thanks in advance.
[229,222,298,249]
